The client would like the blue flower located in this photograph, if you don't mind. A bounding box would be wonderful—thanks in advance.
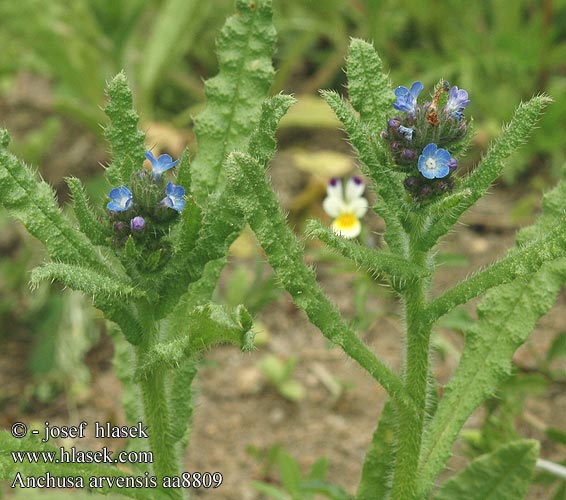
[145,151,179,178]
[444,86,470,120]
[418,143,451,179]
[161,182,185,212]
[393,81,423,114]
[107,185,133,212]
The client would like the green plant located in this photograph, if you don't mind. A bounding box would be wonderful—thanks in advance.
[251,447,352,500]
[256,354,305,403]
[1,1,277,497]
[1,2,565,499]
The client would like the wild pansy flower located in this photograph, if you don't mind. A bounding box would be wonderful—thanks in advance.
[323,177,368,239]
[393,81,423,114]
[418,143,451,179]
[130,216,145,232]
[107,185,133,212]
[161,182,185,212]
[145,151,179,179]
[444,86,470,120]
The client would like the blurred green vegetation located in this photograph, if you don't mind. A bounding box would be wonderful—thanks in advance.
[1,0,564,183]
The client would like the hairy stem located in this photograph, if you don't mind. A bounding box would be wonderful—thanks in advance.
[390,243,433,500]
[137,314,183,500]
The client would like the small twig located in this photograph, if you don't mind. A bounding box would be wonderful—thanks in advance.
[536,458,566,481]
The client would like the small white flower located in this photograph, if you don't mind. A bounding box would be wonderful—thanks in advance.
[322,177,368,239]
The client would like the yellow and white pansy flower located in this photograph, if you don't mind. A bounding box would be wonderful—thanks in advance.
[322,177,368,239]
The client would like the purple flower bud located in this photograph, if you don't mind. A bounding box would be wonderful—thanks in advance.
[388,118,401,130]
[404,176,418,189]
[420,185,432,197]
[114,221,125,233]
[130,216,145,232]
[448,158,458,171]
[380,131,389,140]
[390,141,400,151]
[329,177,339,187]
[402,149,417,161]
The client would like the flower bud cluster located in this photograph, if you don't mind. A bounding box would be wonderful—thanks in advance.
[106,152,185,255]
[381,80,470,202]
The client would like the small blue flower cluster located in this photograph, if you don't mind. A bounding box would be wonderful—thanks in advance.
[382,80,470,202]
[106,151,185,249]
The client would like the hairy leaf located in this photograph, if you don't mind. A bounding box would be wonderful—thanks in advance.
[418,259,566,497]
[66,176,110,245]
[136,304,253,379]
[31,262,143,300]
[0,138,109,271]
[175,147,192,196]
[434,440,539,500]
[157,92,292,322]
[306,218,429,282]
[428,222,566,321]
[356,400,396,500]
[104,71,146,185]
[248,94,296,168]
[425,95,551,249]
[190,0,276,203]
[516,170,566,246]
[346,38,394,131]
[169,360,199,448]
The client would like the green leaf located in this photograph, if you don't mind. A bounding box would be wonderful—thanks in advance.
[305,219,429,282]
[190,0,276,203]
[135,303,253,379]
[278,449,302,497]
[434,440,539,500]
[157,91,292,321]
[31,263,143,300]
[0,138,109,271]
[248,94,297,168]
[307,457,328,481]
[425,95,551,249]
[417,259,566,498]
[346,38,394,131]
[175,148,192,196]
[66,176,110,245]
[301,480,353,500]
[356,399,396,500]
[517,169,566,246]
[428,222,566,321]
[104,71,146,186]
[251,481,291,500]
[169,360,199,448]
